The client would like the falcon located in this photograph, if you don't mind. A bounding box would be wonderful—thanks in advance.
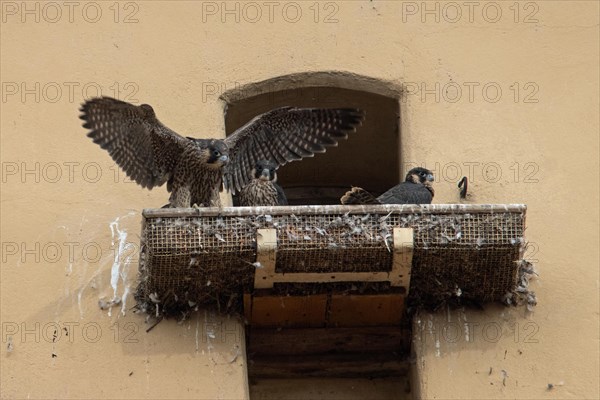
[80,97,364,207]
[340,167,434,205]
[238,160,288,206]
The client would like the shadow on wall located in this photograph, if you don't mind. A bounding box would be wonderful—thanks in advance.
[221,72,401,205]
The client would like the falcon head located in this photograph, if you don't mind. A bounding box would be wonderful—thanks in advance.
[253,160,278,182]
[406,167,434,185]
[195,139,229,169]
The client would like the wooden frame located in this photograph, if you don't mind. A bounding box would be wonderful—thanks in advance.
[253,227,414,292]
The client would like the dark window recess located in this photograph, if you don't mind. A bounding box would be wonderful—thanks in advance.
[224,87,400,205]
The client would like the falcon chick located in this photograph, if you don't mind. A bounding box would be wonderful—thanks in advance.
[341,167,434,205]
[238,160,287,206]
[80,97,364,207]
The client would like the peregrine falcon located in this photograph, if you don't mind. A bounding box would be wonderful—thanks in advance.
[341,167,434,205]
[80,97,364,207]
[238,160,287,206]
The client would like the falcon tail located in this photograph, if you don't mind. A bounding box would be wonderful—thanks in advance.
[340,187,381,205]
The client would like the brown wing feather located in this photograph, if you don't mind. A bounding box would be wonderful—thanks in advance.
[340,187,381,205]
[223,107,364,194]
[80,97,188,189]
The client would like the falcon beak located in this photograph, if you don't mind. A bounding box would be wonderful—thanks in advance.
[260,168,271,181]
[219,155,229,164]
[426,174,434,182]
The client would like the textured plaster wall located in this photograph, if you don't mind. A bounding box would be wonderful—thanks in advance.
[0,1,598,399]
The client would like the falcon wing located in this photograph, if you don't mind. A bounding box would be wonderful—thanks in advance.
[340,187,381,205]
[275,183,288,206]
[223,107,364,194]
[80,97,188,190]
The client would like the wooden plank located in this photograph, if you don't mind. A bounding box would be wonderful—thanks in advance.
[247,327,410,356]
[329,294,404,327]
[390,228,413,290]
[259,271,406,285]
[250,295,328,327]
[248,353,410,379]
[254,228,277,289]
[143,203,527,218]
[243,293,252,322]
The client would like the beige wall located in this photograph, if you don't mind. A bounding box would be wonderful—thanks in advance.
[1,1,598,399]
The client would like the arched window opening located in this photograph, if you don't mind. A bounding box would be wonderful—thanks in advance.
[223,83,400,205]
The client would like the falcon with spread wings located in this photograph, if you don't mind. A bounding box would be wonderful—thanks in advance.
[80,97,364,207]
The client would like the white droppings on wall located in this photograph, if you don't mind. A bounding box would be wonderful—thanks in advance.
[107,212,137,316]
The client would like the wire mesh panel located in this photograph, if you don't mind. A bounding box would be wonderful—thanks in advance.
[135,204,527,317]
[275,213,393,273]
